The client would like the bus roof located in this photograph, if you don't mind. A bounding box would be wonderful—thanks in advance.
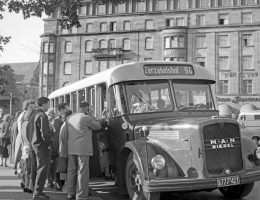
[48,61,215,99]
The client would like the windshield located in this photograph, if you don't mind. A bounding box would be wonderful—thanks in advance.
[125,81,174,114]
[173,83,215,111]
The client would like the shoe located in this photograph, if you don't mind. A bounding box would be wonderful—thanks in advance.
[23,188,28,193]
[20,182,25,189]
[0,164,2,167]
[4,164,8,167]
[33,193,49,200]
[27,189,33,193]
[67,195,75,200]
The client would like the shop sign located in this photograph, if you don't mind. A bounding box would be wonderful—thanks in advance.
[216,96,260,104]
[223,71,258,78]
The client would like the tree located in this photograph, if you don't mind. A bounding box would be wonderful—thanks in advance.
[0,64,23,115]
[0,0,84,53]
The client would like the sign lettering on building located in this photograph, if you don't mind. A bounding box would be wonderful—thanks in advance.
[216,96,260,103]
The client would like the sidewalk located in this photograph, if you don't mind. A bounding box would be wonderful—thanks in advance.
[0,162,104,200]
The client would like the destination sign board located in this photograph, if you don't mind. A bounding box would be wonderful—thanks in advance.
[143,64,194,76]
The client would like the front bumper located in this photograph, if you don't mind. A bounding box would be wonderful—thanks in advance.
[143,170,260,192]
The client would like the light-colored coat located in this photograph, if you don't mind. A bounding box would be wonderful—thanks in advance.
[67,112,101,156]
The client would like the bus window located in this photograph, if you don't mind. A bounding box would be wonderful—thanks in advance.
[60,96,64,103]
[125,81,173,114]
[173,83,215,111]
[90,87,95,114]
[65,94,70,108]
[78,89,85,105]
[72,92,77,112]
[109,84,127,116]
[55,97,59,106]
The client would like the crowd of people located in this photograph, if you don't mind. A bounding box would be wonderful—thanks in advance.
[0,96,108,200]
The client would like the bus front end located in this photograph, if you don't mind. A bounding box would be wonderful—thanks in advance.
[134,117,260,199]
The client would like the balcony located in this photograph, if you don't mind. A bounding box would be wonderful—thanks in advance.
[93,48,130,60]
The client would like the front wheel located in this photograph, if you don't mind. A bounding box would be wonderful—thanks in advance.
[125,153,160,200]
[219,183,254,199]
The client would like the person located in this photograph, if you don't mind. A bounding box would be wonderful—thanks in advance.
[157,99,166,110]
[58,109,72,192]
[20,102,36,193]
[46,108,56,189]
[66,101,101,200]
[0,114,12,167]
[252,136,260,147]
[10,111,21,163]
[14,99,35,190]
[30,97,52,200]
[53,103,69,190]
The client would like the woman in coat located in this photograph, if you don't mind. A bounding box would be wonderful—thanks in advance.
[0,114,12,167]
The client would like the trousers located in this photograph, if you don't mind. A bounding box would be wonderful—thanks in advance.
[32,147,51,195]
[67,155,90,200]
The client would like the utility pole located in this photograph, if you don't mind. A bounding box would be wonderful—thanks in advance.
[9,93,13,115]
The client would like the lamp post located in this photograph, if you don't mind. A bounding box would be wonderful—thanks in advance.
[9,93,13,115]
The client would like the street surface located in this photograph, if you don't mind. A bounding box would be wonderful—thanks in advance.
[0,163,260,200]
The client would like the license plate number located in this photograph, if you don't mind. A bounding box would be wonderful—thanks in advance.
[217,175,240,187]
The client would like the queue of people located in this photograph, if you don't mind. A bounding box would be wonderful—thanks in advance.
[2,97,109,200]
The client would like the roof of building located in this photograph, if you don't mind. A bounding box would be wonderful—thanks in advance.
[0,62,38,85]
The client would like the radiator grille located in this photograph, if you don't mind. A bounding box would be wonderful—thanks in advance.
[203,123,243,174]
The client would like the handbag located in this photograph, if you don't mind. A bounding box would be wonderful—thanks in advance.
[56,157,68,173]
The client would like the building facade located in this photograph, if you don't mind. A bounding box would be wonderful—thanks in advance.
[40,0,260,115]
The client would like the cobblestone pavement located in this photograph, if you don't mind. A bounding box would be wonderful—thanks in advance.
[0,161,125,200]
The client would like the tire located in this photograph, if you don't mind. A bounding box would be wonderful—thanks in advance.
[219,183,254,199]
[125,153,160,200]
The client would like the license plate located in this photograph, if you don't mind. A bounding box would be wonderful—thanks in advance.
[217,175,240,187]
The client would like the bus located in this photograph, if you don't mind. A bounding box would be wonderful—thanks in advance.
[48,61,260,200]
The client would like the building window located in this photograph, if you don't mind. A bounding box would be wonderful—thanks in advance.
[166,18,174,27]
[71,26,77,34]
[110,22,117,31]
[64,61,72,75]
[196,15,205,26]
[86,4,92,15]
[108,60,116,68]
[135,0,146,12]
[241,0,257,6]
[218,0,233,7]
[117,1,127,13]
[144,58,152,61]
[219,14,228,25]
[197,57,206,67]
[123,38,130,50]
[99,40,107,49]
[242,80,253,94]
[84,61,92,75]
[100,22,107,32]
[145,19,154,30]
[124,21,131,30]
[99,61,107,72]
[108,39,116,49]
[196,36,206,48]
[65,41,72,53]
[219,35,230,47]
[164,36,185,48]
[219,80,229,94]
[242,34,253,46]
[61,28,68,34]
[97,3,106,15]
[176,18,184,26]
[49,62,54,75]
[85,40,92,52]
[145,37,153,50]
[219,56,229,70]
[86,23,94,33]
[242,13,252,24]
[49,43,54,53]
[242,56,253,70]
[195,0,202,8]
[42,62,48,74]
[157,0,167,10]
[122,59,130,64]
[43,42,48,53]
[210,0,217,7]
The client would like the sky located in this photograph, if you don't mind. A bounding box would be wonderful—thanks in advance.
[0,12,44,64]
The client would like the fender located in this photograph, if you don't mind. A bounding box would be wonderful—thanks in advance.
[241,136,259,169]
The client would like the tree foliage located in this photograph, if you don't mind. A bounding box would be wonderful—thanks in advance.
[0,0,84,53]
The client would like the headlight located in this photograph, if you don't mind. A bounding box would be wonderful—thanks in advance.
[254,147,260,160]
[151,155,166,170]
